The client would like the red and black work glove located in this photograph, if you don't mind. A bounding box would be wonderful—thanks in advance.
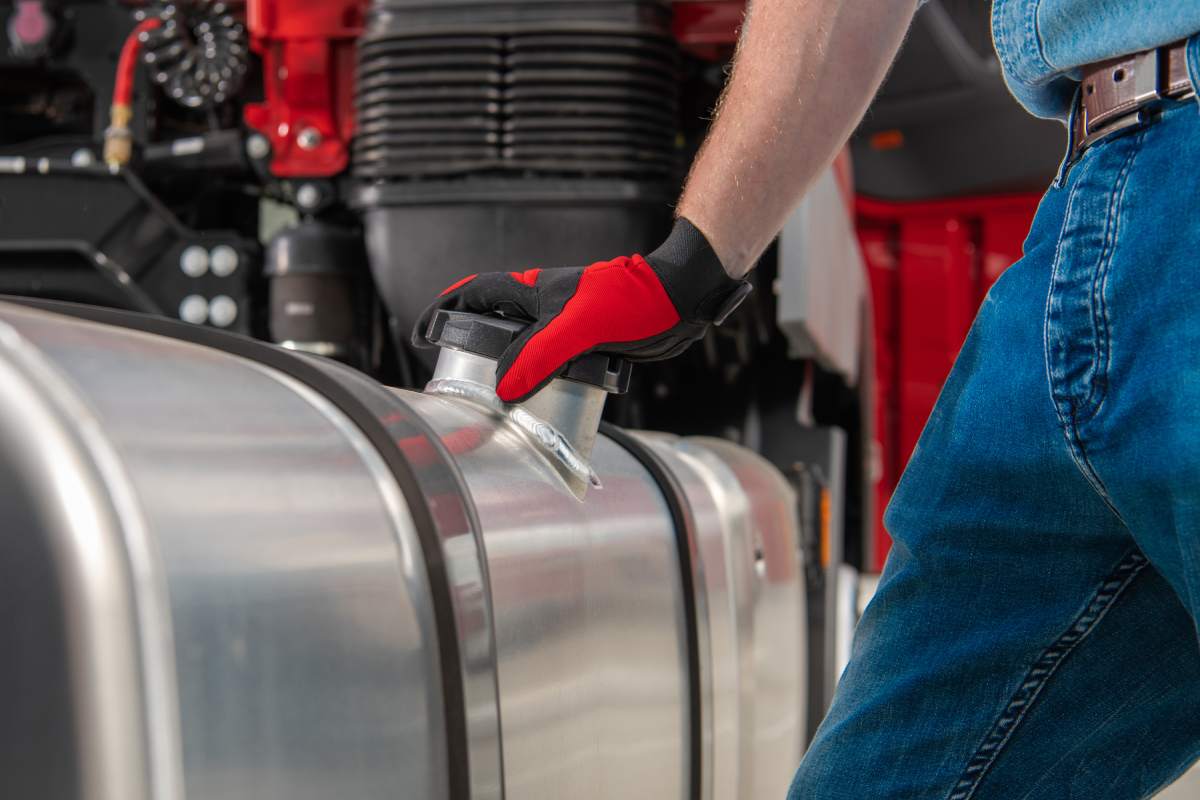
[413,218,752,403]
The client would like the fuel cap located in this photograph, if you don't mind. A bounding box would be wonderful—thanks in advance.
[425,309,632,394]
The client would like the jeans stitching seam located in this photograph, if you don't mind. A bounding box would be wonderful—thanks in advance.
[1043,159,1083,454]
[1029,0,1054,73]
[991,2,1014,81]
[1063,415,1129,526]
[944,549,1149,800]
[1080,134,1143,422]
[1042,154,1129,524]
[993,0,1029,85]
[1022,1,1037,76]
[992,0,1049,85]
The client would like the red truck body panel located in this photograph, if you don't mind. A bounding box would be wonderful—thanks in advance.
[856,194,1041,570]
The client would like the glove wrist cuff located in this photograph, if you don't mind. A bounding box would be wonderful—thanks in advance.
[645,217,751,324]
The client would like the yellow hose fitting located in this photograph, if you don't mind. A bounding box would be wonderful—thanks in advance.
[103,104,134,167]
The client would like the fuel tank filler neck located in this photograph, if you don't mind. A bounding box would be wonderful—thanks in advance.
[423,310,631,495]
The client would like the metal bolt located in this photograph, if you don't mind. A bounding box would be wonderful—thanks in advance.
[208,295,239,328]
[296,127,322,150]
[180,245,209,278]
[245,133,270,160]
[295,183,321,210]
[179,295,209,325]
[210,245,239,277]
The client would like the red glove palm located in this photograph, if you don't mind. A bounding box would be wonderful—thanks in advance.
[414,219,752,403]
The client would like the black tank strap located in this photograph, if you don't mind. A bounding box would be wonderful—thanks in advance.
[1,297,472,800]
[599,421,703,800]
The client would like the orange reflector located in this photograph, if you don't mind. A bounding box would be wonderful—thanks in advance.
[869,129,905,151]
[819,488,832,569]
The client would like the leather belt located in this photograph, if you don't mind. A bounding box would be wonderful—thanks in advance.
[1070,40,1195,162]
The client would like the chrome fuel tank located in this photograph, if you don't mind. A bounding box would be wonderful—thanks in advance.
[0,300,807,800]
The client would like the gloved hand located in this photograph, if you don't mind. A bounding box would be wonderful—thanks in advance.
[413,218,752,403]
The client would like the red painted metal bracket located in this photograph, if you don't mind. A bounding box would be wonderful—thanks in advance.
[242,0,366,177]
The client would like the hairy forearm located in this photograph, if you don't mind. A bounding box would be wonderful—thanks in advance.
[677,0,919,277]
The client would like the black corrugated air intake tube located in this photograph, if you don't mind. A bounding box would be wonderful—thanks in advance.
[351,0,680,366]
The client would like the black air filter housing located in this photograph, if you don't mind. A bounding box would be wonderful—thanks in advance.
[353,0,679,365]
[354,0,677,178]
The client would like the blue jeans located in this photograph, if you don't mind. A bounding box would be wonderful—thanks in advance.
[789,98,1200,798]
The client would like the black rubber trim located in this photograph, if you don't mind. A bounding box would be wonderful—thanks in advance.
[599,421,701,800]
[1,298,472,800]
[300,352,507,795]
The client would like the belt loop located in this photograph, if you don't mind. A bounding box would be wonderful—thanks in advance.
[1054,87,1083,187]
[1187,33,1200,111]
[1129,49,1164,111]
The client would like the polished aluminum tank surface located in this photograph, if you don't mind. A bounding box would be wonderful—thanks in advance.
[0,300,808,800]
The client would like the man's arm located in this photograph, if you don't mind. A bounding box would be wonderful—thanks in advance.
[679,0,921,277]
[416,0,920,402]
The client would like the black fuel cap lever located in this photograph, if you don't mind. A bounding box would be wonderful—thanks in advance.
[425,309,632,395]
